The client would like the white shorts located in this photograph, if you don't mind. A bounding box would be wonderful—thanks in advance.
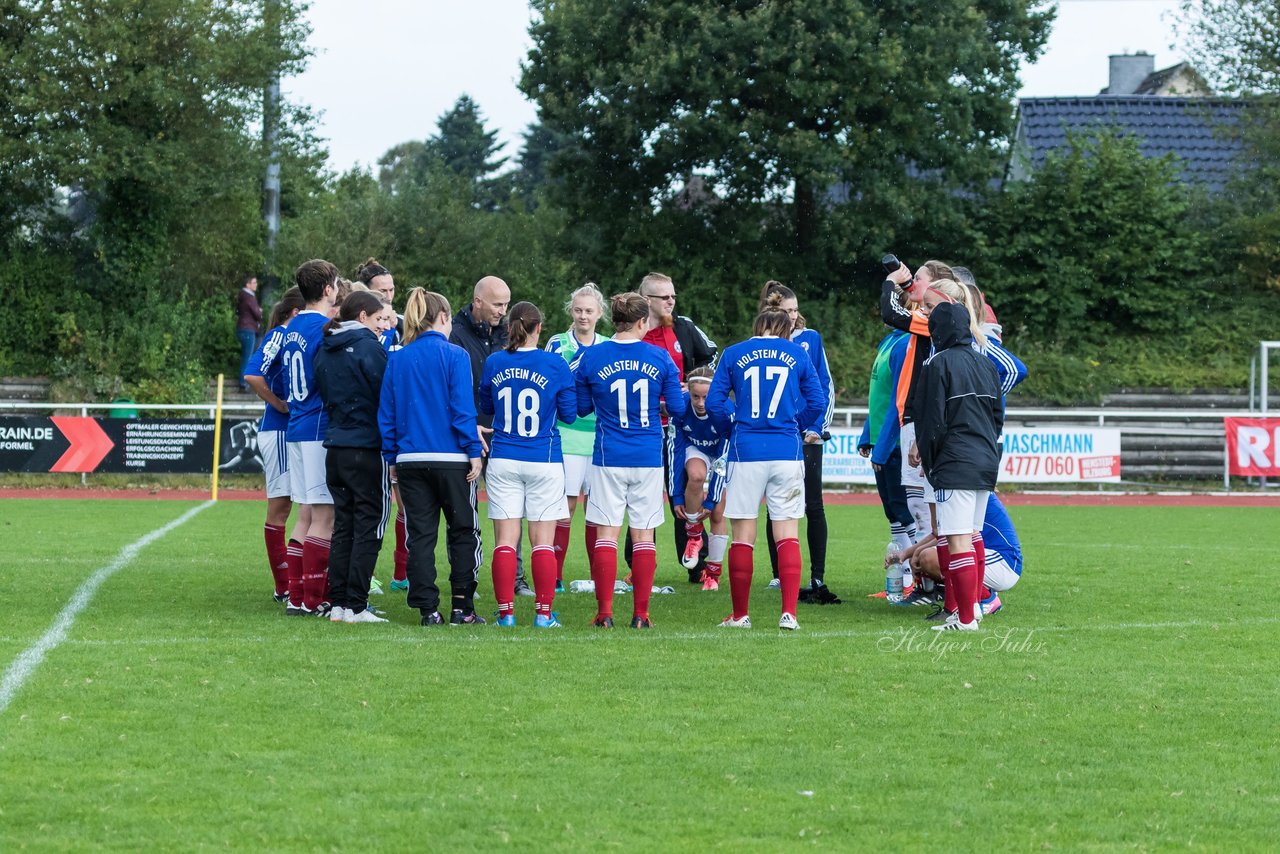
[257,429,290,499]
[486,458,569,522]
[563,454,593,497]
[983,551,1021,592]
[585,466,666,529]
[899,422,936,502]
[724,460,804,520]
[287,440,332,505]
[934,489,989,536]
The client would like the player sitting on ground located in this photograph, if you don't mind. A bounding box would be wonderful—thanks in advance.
[670,367,730,591]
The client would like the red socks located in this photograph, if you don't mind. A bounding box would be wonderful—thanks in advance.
[531,545,557,616]
[972,533,986,601]
[264,524,288,596]
[776,537,802,616]
[938,539,955,614]
[584,523,598,567]
[492,545,518,618]
[553,521,572,579]
[950,550,979,625]
[591,539,618,618]
[631,541,656,620]
[301,536,330,611]
[393,511,408,582]
[286,540,304,606]
[728,542,754,619]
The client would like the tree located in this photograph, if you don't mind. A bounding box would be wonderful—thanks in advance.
[432,94,508,182]
[520,0,1053,261]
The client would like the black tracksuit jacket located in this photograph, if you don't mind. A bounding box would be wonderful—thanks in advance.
[916,303,1003,491]
[313,322,388,450]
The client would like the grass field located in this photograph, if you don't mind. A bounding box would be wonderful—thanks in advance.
[0,498,1277,850]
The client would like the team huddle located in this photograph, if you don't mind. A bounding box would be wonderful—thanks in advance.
[244,258,1027,632]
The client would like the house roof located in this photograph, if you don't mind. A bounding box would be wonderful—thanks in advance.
[1011,97,1248,192]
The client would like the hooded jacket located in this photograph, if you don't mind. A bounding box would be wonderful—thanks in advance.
[916,303,1003,490]
[313,321,387,450]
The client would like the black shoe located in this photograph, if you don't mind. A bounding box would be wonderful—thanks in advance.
[799,583,841,605]
[687,568,702,584]
[284,603,310,617]
[897,586,939,607]
[630,616,652,629]
[450,609,487,625]
[514,576,534,597]
[272,592,289,603]
[421,611,445,626]
[313,602,332,618]
[592,615,615,629]
[924,604,953,622]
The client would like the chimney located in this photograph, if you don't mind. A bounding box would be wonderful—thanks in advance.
[1106,52,1155,95]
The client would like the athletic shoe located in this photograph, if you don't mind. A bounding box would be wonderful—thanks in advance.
[681,529,704,569]
[368,576,384,596]
[980,593,1003,616]
[496,614,516,627]
[799,582,841,605]
[514,576,535,597]
[614,579,631,594]
[284,602,311,617]
[592,615,615,629]
[932,618,979,632]
[272,591,289,603]
[630,616,652,629]
[766,578,781,591]
[329,606,348,623]
[313,602,333,618]
[719,614,751,628]
[421,611,445,626]
[344,608,388,624]
[390,579,409,592]
[450,610,487,625]
[778,612,800,631]
[555,579,566,594]
[895,586,939,607]
[924,605,953,622]
[700,572,720,592]
[534,613,562,628]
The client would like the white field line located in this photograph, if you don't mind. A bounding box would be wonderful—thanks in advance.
[0,501,215,714]
[3,614,1276,649]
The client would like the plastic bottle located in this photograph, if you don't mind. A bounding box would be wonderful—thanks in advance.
[885,543,904,602]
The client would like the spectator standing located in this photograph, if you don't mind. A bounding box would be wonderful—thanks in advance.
[236,274,262,392]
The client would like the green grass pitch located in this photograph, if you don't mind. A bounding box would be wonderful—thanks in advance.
[0,498,1276,850]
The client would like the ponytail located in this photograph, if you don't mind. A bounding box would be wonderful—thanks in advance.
[402,287,451,345]
[505,301,544,352]
[268,286,306,329]
[753,290,793,338]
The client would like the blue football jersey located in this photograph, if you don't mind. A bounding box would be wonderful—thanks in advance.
[982,493,1023,576]
[572,339,685,468]
[246,325,290,433]
[280,310,330,442]
[707,335,826,462]
[479,348,577,463]
[791,328,836,435]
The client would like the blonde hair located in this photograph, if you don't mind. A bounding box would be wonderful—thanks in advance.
[565,282,606,316]
[927,279,985,348]
[639,272,673,296]
[402,287,451,345]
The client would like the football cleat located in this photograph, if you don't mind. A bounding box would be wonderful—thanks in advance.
[284,602,311,617]
[389,578,409,591]
[700,572,720,592]
[450,610,487,625]
[534,613,562,629]
[980,593,1003,616]
[368,576,384,596]
[778,612,800,631]
[420,611,445,626]
[894,586,939,607]
[592,615,615,629]
[313,602,333,619]
[555,579,566,594]
[932,618,979,632]
[630,615,652,629]
[273,591,289,603]
[495,614,516,627]
[766,578,781,591]
[681,528,704,569]
[514,576,535,597]
[719,614,752,628]
[343,608,388,624]
[924,605,954,622]
[799,582,841,605]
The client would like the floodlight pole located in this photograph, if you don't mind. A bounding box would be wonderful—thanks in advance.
[262,0,282,306]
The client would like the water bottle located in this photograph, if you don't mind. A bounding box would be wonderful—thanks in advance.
[885,543,904,602]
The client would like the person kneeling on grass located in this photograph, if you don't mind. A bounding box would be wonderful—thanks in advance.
[894,491,1022,619]
[670,367,731,591]
[916,300,1003,633]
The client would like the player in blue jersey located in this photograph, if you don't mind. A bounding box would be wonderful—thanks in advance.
[756,282,840,604]
[244,286,307,604]
[572,292,686,629]
[545,283,609,591]
[707,291,827,631]
[479,302,578,627]
[669,366,730,591]
[279,260,340,616]
[379,287,487,626]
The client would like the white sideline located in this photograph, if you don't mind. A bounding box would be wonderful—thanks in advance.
[0,500,215,715]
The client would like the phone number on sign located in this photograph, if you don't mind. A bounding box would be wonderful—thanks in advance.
[1002,455,1077,477]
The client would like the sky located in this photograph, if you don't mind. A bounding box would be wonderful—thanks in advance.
[286,0,1186,175]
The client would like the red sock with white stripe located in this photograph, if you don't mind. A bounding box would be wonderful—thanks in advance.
[938,539,955,614]
[264,524,288,596]
[392,510,408,582]
[492,545,518,618]
[553,521,572,580]
[531,544,557,616]
[631,541,657,620]
[950,550,979,625]
[592,538,618,618]
[728,542,754,619]
[286,539,303,607]
[301,536,330,611]
[776,537,802,615]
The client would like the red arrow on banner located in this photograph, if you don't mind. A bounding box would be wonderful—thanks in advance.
[50,416,115,472]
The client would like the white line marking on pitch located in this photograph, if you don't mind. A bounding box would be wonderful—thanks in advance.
[0,501,215,715]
